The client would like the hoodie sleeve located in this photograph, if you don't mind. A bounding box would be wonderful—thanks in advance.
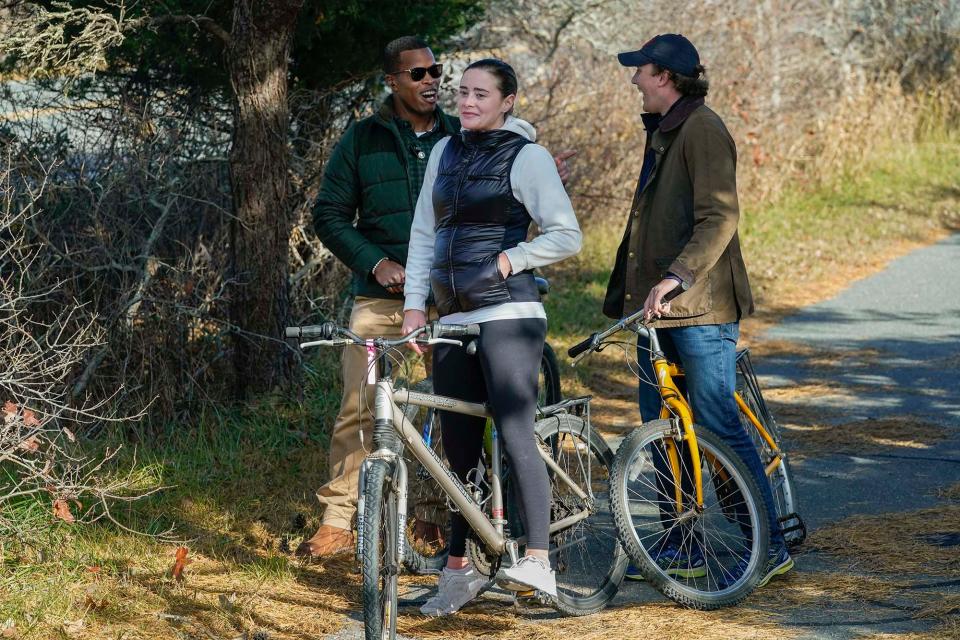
[403,137,450,312]
[503,144,582,273]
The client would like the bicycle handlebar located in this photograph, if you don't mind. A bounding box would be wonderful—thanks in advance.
[569,308,661,365]
[284,320,479,348]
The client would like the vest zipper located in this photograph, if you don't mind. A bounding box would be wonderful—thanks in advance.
[447,146,477,310]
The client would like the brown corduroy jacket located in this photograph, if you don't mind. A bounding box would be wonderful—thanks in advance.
[603,97,754,327]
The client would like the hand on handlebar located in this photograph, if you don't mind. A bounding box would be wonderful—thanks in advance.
[401,309,428,355]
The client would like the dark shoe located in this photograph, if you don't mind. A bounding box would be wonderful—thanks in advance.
[294,524,353,558]
[625,545,707,581]
[757,546,794,587]
[719,546,794,590]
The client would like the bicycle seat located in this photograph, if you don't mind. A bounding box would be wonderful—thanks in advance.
[535,276,550,296]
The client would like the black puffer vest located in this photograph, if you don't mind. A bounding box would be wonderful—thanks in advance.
[430,129,541,317]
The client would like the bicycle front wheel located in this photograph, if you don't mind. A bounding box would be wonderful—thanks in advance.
[535,413,628,615]
[360,460,400,640]
[610,419,770,609]
[538,342,562,407]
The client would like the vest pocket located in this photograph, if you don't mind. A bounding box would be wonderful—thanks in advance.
[456,254,511,312]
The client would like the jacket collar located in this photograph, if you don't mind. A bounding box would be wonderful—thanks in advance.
[376,96,457,135]
[639,95,706,134]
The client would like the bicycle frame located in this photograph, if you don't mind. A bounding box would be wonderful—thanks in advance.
[356,355,594,569]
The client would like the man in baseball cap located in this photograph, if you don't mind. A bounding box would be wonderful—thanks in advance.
[605,33,795,589]
[616,33,702,77]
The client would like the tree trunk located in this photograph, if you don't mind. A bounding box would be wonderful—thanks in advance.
[226,0,303,398]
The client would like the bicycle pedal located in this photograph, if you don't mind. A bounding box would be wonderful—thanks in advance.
[515,589,556,607]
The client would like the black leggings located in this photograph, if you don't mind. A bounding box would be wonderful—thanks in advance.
[433,318,550,557]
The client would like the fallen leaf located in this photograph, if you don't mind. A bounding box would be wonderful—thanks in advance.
[62,427,76,442]
[21,408,39,427]
[86,565,101,574]
[53,499,75,523]
[17,436,40,452]
[171,546,190,581]
[0,618,16,639]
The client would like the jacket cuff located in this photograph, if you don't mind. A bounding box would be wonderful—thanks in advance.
[667,260,695,286]
[356,247,389,277]
[503,247,527,274]
[404,294,428,312]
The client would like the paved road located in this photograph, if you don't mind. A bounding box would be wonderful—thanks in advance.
[327,234,960,639]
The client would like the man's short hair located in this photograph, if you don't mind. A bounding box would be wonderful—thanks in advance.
[382,36,431,74]
[653,64,710,98]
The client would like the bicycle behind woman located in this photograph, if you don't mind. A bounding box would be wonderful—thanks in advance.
[401,58,582,616]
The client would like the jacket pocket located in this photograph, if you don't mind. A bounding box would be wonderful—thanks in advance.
[430,267,459,316]
[456,254,511,312]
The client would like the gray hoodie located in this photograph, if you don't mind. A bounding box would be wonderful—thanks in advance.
[404,116,582,323]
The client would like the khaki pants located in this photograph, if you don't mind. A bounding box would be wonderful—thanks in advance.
[316,296,435,530]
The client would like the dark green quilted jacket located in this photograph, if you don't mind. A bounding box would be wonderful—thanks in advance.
[312,97,460,299]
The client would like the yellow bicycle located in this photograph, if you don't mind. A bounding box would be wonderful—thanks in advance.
[569,311,804,609]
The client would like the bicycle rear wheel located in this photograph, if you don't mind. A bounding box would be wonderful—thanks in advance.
[610,419,770,609]
[400,379,451,574]
[535,413,627,615]
[360,460,400,640]
[538,342,562,407]
[735,352,806,548]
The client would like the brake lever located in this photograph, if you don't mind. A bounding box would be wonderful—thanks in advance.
[299,339,351,349]
[422,338,463,346]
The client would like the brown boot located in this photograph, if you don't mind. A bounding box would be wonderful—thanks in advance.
[295,524,354,558]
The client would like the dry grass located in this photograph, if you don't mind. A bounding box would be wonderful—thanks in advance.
[938,484,960,501]
[810,505,960,576]
[781,416,952,455]
[397,599,785,640]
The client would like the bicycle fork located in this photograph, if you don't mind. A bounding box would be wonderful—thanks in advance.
[356,379,410,564]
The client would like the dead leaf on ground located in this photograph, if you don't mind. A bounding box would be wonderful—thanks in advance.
[52,499,75,523]
[60,619,85,636]
[17,436,40,452]
[172,546,191,581]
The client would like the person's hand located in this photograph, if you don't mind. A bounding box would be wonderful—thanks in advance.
[373,259,405,294]
[553,149,577,184]
[497,252,512,279]
[642,278,680,322]
[401,309,428,355]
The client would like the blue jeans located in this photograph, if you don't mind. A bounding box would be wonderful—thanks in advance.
[637,322,785,549]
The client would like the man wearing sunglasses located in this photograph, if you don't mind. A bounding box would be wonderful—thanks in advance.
[304,36,575,558]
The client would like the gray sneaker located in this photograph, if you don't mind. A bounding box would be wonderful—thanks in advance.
[419,566,487,617]
[496,556,557,598]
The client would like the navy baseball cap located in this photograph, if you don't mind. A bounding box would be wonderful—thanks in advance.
[617,34,701,76]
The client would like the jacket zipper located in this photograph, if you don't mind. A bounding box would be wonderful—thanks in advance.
[447,146,477,309]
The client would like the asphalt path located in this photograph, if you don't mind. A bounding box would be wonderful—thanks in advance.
[326,234,960,639]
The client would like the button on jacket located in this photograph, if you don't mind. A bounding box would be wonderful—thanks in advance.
[603,96,754,326]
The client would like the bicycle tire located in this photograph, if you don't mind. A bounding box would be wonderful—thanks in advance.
[736,373,805,548]
[360,460,400,640]
[539,342,563,407]
[610,419,770,610]
[400,379,451,574]
[534,413,628,615]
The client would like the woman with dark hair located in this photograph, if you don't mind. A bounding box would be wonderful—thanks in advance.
[402,58,582,616]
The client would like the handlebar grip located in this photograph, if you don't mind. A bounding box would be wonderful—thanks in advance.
[568,334,596,358]
[285,322,337,340]
[431,322,481,338]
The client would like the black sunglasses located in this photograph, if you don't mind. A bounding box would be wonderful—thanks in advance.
[391,63,443,81]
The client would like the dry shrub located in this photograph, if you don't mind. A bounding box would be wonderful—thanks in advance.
[460,0,960,221]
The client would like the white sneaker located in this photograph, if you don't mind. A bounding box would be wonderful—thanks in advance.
[419,566,487,617]
[496,556,557,598]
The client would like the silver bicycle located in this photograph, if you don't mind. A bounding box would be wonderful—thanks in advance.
[287,321,627,640]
